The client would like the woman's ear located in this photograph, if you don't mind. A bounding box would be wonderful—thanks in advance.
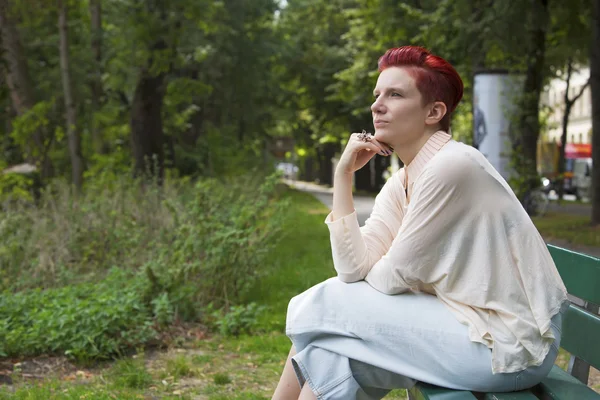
[425,101,447,126]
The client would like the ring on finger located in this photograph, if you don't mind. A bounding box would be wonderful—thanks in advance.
[358,129,372,142]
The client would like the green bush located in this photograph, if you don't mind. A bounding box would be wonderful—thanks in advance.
[139,172,288,316]
[0,171,287,359]
[0,170,36,204]
[0,269,157,361]
[209,302,266,337]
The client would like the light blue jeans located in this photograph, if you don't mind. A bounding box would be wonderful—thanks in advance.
[286,278,563,400]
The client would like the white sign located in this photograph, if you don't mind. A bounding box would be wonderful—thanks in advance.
[473,72,523,179]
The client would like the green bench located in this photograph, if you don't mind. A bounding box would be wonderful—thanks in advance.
[408,244,600,400]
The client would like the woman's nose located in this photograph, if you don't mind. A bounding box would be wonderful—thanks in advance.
[371,98,385,114]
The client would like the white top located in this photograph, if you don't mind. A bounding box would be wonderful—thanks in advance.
[325,131,569,373]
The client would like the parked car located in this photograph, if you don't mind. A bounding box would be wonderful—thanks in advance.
[572,158,592,200]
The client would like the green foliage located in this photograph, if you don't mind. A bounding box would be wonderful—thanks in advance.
[151,292,176,327]
[209,303,267,337]
[213,373,232,385]
[166,354,194,379]
[9,100,56,161]
[0,381,149,400]
[140,172,288,316]
[83,148,132,186]
[0,169,35,204]
[0,269,157,361]
[0,172,287,359]
[109,357,154,389]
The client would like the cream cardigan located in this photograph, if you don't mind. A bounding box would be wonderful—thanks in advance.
[325,131,569,374]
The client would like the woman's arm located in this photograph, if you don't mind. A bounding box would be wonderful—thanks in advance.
[326,133,397,283]
[327,170,405,283]
[331,169,354,221]
[331,133,392,221]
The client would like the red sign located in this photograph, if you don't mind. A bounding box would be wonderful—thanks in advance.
[565,143,591,159]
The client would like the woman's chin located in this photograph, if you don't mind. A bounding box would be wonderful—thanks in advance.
[373,131,389,142]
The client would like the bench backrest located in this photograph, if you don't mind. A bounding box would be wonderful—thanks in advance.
[547,245,600,373]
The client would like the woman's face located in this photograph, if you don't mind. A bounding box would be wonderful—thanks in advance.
[371,67,433,148]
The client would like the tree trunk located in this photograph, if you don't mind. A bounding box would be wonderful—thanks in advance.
[374,154,390,190]
[514,0,550,198]
[557,101,572,201]
[590,0,600,225]
[354,163,372,192]
[302,155,315,182]
[317,142,335,186]
[89,0,104,154]
[130,68,166,181]
[59,0,84,190]
[557,62,590,202]
[0,0,50,177]
[557,62,573,201]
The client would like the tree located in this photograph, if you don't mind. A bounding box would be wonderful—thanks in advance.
[591,0,600,225]
[130,39,168,180]
[89,0,104,154]
[126,1,177,180]
[511,0,551,197]
[58,0,84,190]
[275,0,356,186]
[0,0,50,177]
[556,61,590,201]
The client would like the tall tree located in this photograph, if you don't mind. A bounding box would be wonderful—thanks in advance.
[89,0,103,154]
[58,0,84,190]
[590,0,600,225]
[513,0,551,196]
[557,61,590,201]
[130,40,167,180]
[128,1,174,180]
[277,0,363,186]
[0,0,50,176]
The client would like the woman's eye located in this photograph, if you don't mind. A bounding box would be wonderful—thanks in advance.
[391,92,402,97]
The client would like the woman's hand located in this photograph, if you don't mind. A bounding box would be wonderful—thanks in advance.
[336,132,394,176]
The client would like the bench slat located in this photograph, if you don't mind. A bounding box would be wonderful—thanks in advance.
[547,245,600,305]
[537,364,600,399]
[560,303,600,369]
[408,383,477,399]
[483,392,538,399]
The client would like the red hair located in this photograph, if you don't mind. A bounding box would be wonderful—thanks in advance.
[378,46,463,131]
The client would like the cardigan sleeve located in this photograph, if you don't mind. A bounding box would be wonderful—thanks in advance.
[365,158,475,294]
[325,172,406,282]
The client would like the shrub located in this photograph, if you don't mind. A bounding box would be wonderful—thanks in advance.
[209,303,266,337]
[0,171,287,359]
[0,269,157,361]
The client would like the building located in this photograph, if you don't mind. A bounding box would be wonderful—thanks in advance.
[544,66,592,145]
[539,66,592,176]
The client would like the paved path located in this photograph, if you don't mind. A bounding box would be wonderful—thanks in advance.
[285,180,374,226]
[286,179,600,257]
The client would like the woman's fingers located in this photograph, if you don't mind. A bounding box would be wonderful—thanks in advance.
[351,134,392,156]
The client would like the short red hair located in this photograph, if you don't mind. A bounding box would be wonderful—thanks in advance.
[378,46,463,131]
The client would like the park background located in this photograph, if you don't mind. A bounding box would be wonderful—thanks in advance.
[0,0,599,398]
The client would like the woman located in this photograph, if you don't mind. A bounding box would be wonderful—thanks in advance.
[272,46,569,400]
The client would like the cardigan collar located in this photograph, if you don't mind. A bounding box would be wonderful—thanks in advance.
[404,130,452,191]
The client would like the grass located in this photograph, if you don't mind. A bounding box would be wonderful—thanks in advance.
[533,212,600,248]
[2,187,597,398]
[0,188,402,399]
